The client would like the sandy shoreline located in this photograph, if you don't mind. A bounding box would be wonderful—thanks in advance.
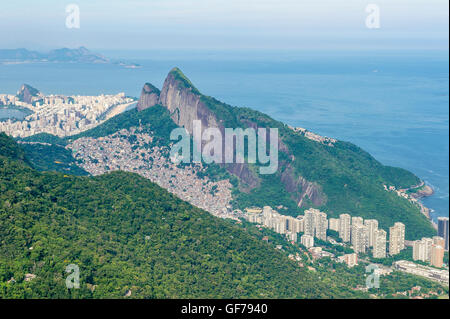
[105,101,137,120]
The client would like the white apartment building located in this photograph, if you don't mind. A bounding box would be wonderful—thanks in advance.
[339,214,351,243]
[373,229,387,258]
[364,219,379,247]
[389,222,405,256]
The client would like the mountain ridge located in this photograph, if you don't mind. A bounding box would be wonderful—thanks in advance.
[134,67,435,239]
[12,68,436,239]
[0,47,140,68]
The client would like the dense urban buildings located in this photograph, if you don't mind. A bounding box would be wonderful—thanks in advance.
[244,206,414,269]
[70,128,234,218]
[413,236,445,268]
[0,92,135,137]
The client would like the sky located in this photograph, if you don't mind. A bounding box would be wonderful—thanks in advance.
[0,0,448,51]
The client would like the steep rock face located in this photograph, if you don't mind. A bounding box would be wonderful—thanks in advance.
[280,164,327,208]
[158,68,259,189]
[137,67,325,203]
[16,84,42,104]
[137,83,160,111]
[159,68,220,134]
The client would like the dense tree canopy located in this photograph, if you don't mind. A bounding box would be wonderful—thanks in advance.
[1,134,357,298]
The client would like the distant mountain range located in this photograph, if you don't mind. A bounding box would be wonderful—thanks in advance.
[0,47,140,68]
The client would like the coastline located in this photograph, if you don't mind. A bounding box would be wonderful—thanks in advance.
[104,101,137,120]
[405,181,438,230]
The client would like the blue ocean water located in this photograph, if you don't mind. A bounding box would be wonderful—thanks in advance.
[0,50,448,221]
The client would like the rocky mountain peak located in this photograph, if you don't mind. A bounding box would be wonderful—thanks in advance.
[158,67,217,135]
[136,83,160,111]
[166,67,200,95]
[138,68,260,190]
[16,84,42,104]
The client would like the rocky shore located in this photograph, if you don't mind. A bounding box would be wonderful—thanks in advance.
[407,182,437,229]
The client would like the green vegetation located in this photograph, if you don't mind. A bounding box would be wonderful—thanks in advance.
[169,67,200,95]
[0,133,28,162]
[192,86,435,240]
[368,247,414,266]
[20,143,88,176]
[143,82,161,94]
[66,105,177,147]
[232,172,301,212]
[1,134,352,299]
[406,184,426,194]
[237,218,446,299]
[21,133,67,146]
[372,272,448,298]
[13,69,437,242]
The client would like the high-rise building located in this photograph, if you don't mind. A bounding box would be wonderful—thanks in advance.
[438,217,449,251]
[423,238,433,261]
[304,208,328,241]
[287,216,303,234]
[329,218,340,232]
[262,206,274,228]
[389,222,405,256]
[301,234,314,248]
[433,236,445,248]
[352,216,364,226]
[296,216,305,233]
[413,238,433,262]
[352,224,368,254]
[431,244,445,268]
[314,211,328,241]
[304,210,315,237]
[339,214,351,243]
[373,229,387,258]
[364,219,379,247]
[274,215,287,234]
[413,240,424,261]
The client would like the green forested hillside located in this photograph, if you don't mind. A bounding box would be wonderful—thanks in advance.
[1,133,357,298]
[66,106,177,146]
[20,143,88,176]
[17,95,435,240]
[199,91,435,240]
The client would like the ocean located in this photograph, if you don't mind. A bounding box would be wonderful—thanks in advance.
[0,50,448,221]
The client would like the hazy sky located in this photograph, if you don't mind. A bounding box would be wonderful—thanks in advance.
[0,0,448,51]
